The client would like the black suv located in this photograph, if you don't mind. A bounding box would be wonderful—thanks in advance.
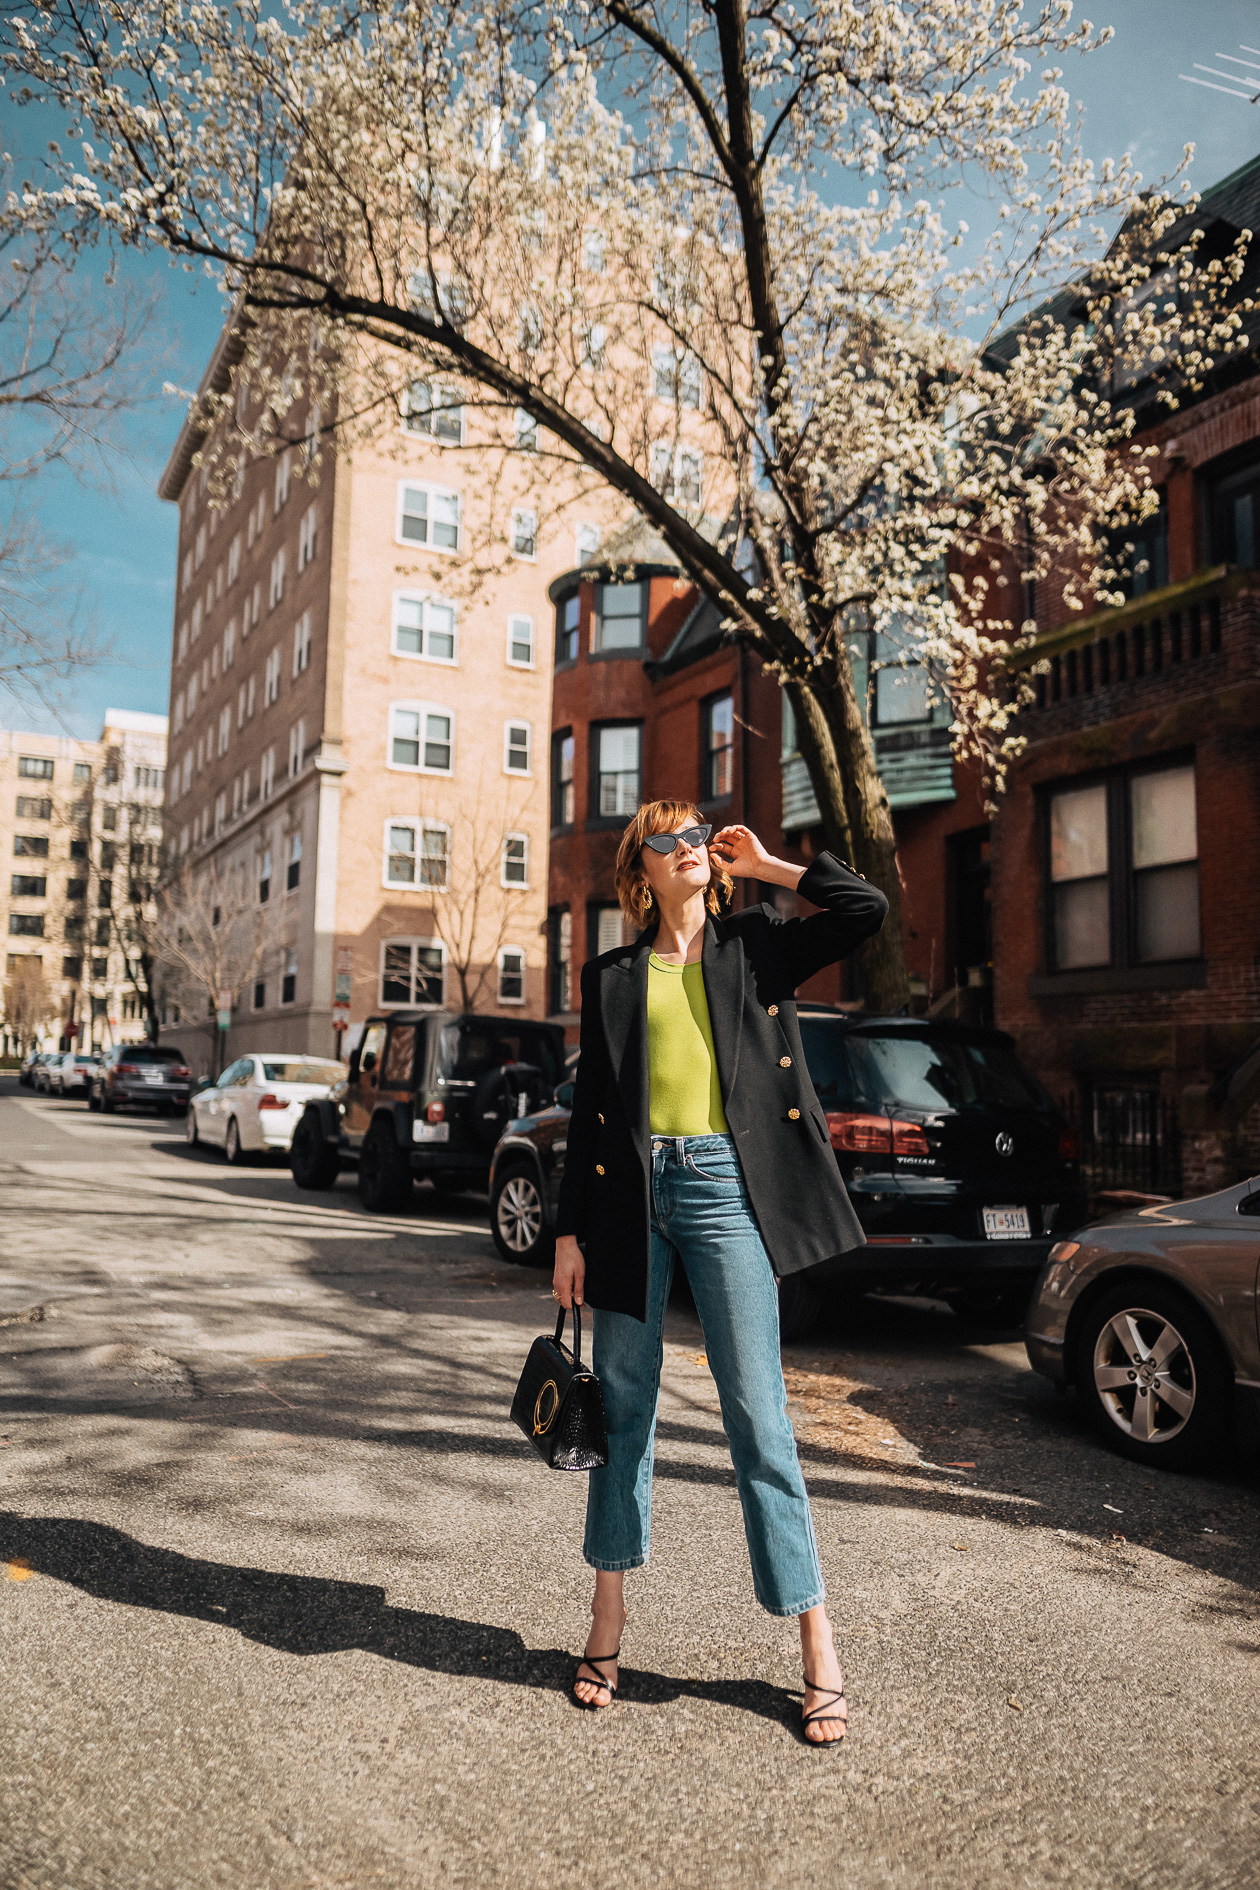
[487,1009,1084,1338]
[290,1010,568,1212]
[89,1044,193,1115]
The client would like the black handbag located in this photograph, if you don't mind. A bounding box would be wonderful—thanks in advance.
[510,1303,608,1471]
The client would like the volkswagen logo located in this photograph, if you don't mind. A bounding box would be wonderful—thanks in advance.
[995,1132,1015,1158]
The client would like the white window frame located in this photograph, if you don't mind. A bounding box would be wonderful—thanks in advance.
[651,442,704,506]
[514,408,538,452]
[387,700,455,775]
[178,620,189,662]
[223,619,236,670]
[575,522,601,566]
[195,524,206,570]
[506,614,535,668]
[264,647,281,707]
[227,533,241,585]
[274,451,291,513]
[288,719,306,779]
[174,691,185,736]
[501,831,530,889]
[503,721,532,776]
[218,705,231,757]
[511,508,538,560]
[497,946,526,1005]
[395,480,462,555]
[297,503,318,571]
[260,746,275,800]
[269,547,287,610]
[381,817,450,892]
[379,936,446,1010]
[401,379,464,445]
[293,610,312,677]
[191,599,202,642]
[582,229,606,275]
[286,831,302,893]
[391,592,459,666]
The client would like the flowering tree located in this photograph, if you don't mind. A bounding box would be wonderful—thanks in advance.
[5,0,1251,1006]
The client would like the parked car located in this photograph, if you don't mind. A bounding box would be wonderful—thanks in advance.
[89,1044,193,1115]
[486,1008,1086,1340]
[290,1011,566,1211]
[1025,1176,1260,1469]
[33,1052,64,1094]
[20,1048,54,1088]
[186,1054,347,1163]
[50,1052,101,1097]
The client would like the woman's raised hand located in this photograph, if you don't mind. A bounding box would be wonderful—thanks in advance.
[553,1234,585,1310]
[709,824,771,879]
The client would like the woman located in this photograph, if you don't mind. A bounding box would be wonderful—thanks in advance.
[552,801,888,1746]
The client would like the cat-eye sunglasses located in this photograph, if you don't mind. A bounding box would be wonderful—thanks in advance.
[641,823,713,855]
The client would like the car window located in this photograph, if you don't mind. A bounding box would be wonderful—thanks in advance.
[229,1061,256,1087]
[126,1046,182,1064]
[438,1023,560,1082]
[358,1023,387,1073]
[381,1027,416,1087]
[261,1060,344,1085]
[218,1059,247,1087]
[799,1025,1051,1112]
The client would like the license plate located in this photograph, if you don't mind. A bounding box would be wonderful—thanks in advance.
[143,1072,163,1084]
[983,1205,1030,1240]
[412,1121,450,1143]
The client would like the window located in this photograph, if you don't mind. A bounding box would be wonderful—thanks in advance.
[173,692,185,736]
[274,451,290,513]
[384,819,449,889]
[178,620,189,663]
[63,955,82,980]
[650,443,703,506]
[98,880,112,908]
[583,229,605,275]
[393,594,457,663]
[264,647,281,706]
[595,724,641,817]
[595,582,643,653]
[514,408,538,452]
[9,914,44,937]
[1109,492,1169,598]
[298,504,318,571]
[258,848,272,904]
[402,380,463,444]
[576,522,601,565]
[511,509,537,559]
[582,323,606,370]
[548,908,572,1012]
[187,672,198,715]
[288,720,306,778]
[556,592,580,664]
[73,760,92,784]
[381,938,444,1007]
[181,551,193,594]
[397,482,461,552]
[551,731,575,828]
[223,620,236,670]
[702,692,734,800]
[70,836,88,858]
[260,747,275,800]
[237,683,248,729]
[293,611,312,676]
[253,979,266,1010]
[214,791,227,836]
[11,874,46,898]
[653,347,701,409]
[228,533,241,584]
[195,522,206,569]
[498,947,525,1004]
[269,548,286,609]
[872,619,933,726]
[281,949,297,1005]
[504,722,531,775]
[592,903,625,955]
[1047,762,1200,973]
[502,833,529,887]
[287,833,302,892]
[218,705,231,756]
[18,757,53,781]
[390,703,453,773]
[1206,450,1260,567]
[245,582,261,635]
[67,879,86,901]
[518,306,542,356]
[14,834,49,858]
[15,797,51,820]
[507,615,534,667]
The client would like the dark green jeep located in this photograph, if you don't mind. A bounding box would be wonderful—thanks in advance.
[290,1011,567,1212]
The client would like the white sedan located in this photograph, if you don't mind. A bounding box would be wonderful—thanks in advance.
[186,1054,346,1164]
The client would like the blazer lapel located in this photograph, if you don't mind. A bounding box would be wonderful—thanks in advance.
[600,938,652,1169]
[702,914,745,1104]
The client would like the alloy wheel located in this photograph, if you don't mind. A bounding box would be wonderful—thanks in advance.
[1091,1306,1196,1446]
[497,1174,543,1254]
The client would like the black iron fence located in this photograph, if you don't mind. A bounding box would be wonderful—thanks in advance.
[1059,1086,1183,1203]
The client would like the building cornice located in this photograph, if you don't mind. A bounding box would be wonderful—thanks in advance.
[157,311,250,504]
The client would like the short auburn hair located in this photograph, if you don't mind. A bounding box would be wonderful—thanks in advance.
[613,800,734,933]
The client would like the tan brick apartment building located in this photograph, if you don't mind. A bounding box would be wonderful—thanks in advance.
[0,709,168,1054]
[158,324,621,1063]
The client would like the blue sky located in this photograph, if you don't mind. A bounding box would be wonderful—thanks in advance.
[3,0,1259,740]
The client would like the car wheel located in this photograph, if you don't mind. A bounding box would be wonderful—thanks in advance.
[1075,1281,1230,1470]
[290,1112,340,1191]
[88,1088,100,1112]
[185,1109,200,1147]
[778,1272,825,1344]
[491,1163,553,1267]
[100,1091,115,1114]
[358,1119,412,1214]
[224,1117,245,1165]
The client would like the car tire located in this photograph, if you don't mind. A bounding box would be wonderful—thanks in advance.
[185,1109,200,1148]
[490,1162,554,1267]
[88,1089,100,1113]
[100,1091,115,1114]
[778,1272,825,1344]
[224,1117,245,1165]
[290,1112,340,1191]
[358,1118,412,1214]
[1075,1281,1231,1470]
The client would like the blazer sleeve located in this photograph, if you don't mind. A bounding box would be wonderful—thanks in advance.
[553,958,609,1243]
[773,849,889,991]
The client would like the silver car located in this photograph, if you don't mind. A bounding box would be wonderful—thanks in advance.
[1025,1176,1260,1469]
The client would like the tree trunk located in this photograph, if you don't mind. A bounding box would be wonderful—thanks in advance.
[789,656,911,1015]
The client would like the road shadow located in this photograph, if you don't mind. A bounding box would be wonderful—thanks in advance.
[0,1511,798,1727]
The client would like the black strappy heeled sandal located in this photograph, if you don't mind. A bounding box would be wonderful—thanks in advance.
[570,1650,620,1712]
[799,1671,847,1748]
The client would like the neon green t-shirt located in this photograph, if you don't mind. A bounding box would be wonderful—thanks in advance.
[646,952,730,1135]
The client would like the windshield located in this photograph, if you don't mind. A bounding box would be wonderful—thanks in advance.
[438,1023,562,1086]
[799,1024,1051,1113]
[261,1060,344,1085]
[123,1046,183,1064]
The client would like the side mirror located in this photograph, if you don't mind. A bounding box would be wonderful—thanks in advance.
[554,1080,575,1110]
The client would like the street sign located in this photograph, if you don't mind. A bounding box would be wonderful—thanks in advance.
[331,1003,350,1032]
[217,986,231,1032]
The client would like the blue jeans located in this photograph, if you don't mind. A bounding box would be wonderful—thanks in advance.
[583,1133,825,1617]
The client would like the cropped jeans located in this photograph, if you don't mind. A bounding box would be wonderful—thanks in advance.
[583,1133,825,1617]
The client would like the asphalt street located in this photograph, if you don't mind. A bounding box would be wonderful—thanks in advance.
[1,1074,1257,1890]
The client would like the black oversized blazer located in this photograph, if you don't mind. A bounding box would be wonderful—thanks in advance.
[554,850,889,1320]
